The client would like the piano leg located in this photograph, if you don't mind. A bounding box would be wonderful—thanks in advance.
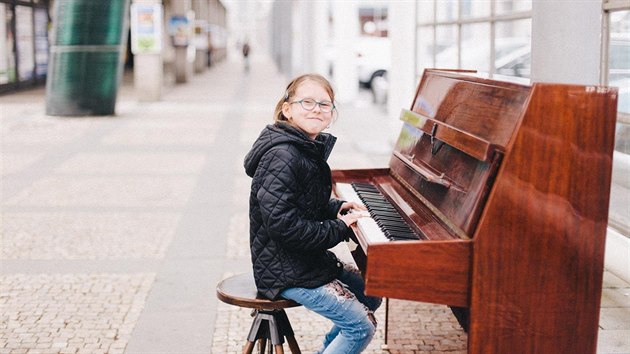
[381,297,390,350]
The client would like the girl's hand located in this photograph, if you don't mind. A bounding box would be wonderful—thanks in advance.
[338,201,367,218]
[339,212,363,227]
[338,201,368,227]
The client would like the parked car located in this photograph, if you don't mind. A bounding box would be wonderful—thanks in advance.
[435,37,530,77]
[356,36,391,88]
[326,36,391,89]
[495,45,531,78]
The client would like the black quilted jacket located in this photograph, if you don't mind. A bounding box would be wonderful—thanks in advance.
[244,122,349,300]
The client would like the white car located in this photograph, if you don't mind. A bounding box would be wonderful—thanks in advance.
[435,37,530,77]
[325,36,391,89]
[356,36,391,88]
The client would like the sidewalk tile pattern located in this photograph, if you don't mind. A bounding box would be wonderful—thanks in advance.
[226,212,250,260]
[0,117,94,145]
[0,273,154,354]
[53,153,207,175]
[1,153,44,176]
[1,213,180,260]
[5,176,198,208]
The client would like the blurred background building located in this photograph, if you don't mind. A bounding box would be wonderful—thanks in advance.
[0,0,628,282]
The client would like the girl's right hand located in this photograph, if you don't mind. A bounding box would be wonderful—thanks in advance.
[339,212,363,227]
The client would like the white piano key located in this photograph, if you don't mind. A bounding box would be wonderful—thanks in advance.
[357,217,390,243]
[335,183,364,205]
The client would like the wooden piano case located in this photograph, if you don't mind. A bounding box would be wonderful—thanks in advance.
[332,69,618,354]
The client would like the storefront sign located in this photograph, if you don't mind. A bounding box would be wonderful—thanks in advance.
[168,15,189,47]
[131,3,163,54]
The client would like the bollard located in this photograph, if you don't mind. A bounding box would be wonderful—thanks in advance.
[46,0,129,116]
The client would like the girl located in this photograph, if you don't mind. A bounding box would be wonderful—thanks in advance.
[244,73,382,353]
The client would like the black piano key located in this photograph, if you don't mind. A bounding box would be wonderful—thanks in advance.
[373,213,405,221]
[376,217,407,224]
[384,229,417,240]
[376,223,410,232]
[352,182,378,190]
[366,207,395,213]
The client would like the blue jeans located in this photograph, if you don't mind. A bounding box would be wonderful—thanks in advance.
[280,265,382,354]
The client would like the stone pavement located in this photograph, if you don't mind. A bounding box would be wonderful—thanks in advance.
[1,54,629,354]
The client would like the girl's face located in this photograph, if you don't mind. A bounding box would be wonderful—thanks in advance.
[282,80,334,140]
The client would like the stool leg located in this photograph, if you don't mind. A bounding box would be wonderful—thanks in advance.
[247,314,265,342]
[275,310,301,354]
[260,311,286,354]
[243,341,255,354]
[285,336,301,354]
[244,311,266,354]
[257,339,267,354]
[266,314,283,346]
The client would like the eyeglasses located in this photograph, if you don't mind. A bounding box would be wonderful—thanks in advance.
[290,98,335,113]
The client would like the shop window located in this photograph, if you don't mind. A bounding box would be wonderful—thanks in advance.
[0,3,16,84]
[15,5,34,81]
[606,7,630,237]
[415,0,532,79]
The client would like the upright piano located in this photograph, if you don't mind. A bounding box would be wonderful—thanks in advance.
[332,69,618,354]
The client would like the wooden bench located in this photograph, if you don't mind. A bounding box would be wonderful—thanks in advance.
[216,273,302,354]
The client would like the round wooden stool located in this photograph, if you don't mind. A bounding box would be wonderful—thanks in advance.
[216,273,302,354]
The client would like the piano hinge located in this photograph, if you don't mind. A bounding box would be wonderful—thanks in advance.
[390,171,470,240]
[430,123,445,155]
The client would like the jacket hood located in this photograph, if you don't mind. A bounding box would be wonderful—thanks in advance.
[244,122,337,177]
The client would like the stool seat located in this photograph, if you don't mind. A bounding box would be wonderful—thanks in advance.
[216,273,300,310]
[216,273,302,354]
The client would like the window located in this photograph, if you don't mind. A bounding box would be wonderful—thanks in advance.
[603,1,630,238]
[415,0,532,80]
[0,2,16,84]
[15,5,34,81]
[0,0,49,91]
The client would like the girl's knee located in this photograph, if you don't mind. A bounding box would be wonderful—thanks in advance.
[365,321,376,340]
[350,315,376,340]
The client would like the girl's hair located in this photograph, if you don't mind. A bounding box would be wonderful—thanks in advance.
[273,73,336,123]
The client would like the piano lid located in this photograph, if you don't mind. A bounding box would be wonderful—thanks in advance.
[389,70,533,237]
[411,69,530,150]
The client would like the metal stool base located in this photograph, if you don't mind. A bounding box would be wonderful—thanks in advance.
[243,309,301,354]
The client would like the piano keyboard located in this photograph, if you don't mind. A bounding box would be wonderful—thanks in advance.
[336,182,420,243]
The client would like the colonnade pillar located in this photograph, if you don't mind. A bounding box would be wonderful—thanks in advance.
[531,1,602,85]
[131,0,163,101]
[331,1,358,103]
[46,0,129,115]
[192,0,209,73]
[304,0,329,77]
[387,1,417,124]
[171,0,192,83]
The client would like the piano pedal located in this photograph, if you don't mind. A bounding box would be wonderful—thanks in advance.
[381,343,390,351]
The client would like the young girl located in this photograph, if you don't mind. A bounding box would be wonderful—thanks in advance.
[244,73,382,353]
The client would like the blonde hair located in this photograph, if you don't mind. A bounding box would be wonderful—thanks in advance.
[273,73,336,123]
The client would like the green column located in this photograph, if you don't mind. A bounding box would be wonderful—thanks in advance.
[46,0,129,116]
